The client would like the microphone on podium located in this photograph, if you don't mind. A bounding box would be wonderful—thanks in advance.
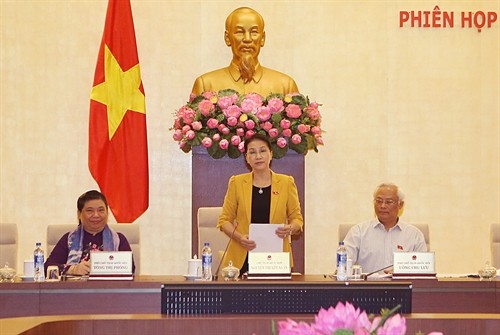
[361,264,393,280]
[212,222,238,281]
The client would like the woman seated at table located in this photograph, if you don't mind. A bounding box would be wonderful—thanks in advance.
[45,190,135,276]
[217,134,304,275]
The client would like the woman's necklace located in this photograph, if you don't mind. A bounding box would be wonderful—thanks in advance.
[254,171,271,195]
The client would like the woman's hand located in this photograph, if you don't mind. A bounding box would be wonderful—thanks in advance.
[276,224,294,239]
[238,234,256,251]
[69,260,90,276]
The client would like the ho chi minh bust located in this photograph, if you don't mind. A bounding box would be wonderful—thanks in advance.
[191,7,299,97]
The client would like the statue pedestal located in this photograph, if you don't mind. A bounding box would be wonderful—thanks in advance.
[191,146,305,274]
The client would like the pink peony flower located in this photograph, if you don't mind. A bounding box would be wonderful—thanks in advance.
[255,106,271,122]
[277,137,287,148]
[282,128,292,137]
[198,99,215,116]
[244,119,256,130]
[238,141,245,152]
[212,133,220,141]
[185,130,195,140]
[181,106,196,124]
[219,139,229,150]
[241,98,258,113]
[173,117,181,129]
[201,91,217,100]
[201,137,212,148]
[291,134,302,144]
[268,97,285,113]
[286,104,302,118]
[280,119,291,129]
[189,93,197,103]
[236,128,245,137]
[221,127,230,135]
[311,126,321,135]
[181,125,191,134]
[227,116,238,127]
[244,93,264,107]
[207,118,219,129]
[268,128,279,138]
[172,129,183,141]
[217,95,235,109]
[306,106,321,121]
[224,104,242,119]
[231,135,241,146]
[261,121,273,131]
[297,124,309,134]
[245,130,255,139]
[191,121,202,131]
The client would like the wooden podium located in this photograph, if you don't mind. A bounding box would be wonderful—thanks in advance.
[191,146,305,274]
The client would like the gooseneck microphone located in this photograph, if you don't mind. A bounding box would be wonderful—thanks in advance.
[362,264,393,280]
[213,222,238,280]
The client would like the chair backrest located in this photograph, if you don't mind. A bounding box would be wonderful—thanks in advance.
[338,223,431,251]
[0,223,18,269]
[46,224,141,274]
[491,223,500,268]
[197,207,229,275]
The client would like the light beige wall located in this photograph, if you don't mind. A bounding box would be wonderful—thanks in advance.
[1,0,498,275]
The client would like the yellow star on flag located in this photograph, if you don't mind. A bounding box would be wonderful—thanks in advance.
[90,44,145,140]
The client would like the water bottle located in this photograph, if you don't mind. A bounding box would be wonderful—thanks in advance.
[336,241,348,281]
[34,242,45,282]
[201,242,213,281]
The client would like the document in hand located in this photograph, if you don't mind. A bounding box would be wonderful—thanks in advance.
[248,223,291,279]
[249,223,284,252]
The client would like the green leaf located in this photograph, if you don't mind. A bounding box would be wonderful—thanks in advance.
[189,95,205,107]
[207,144,227,159]
[291,94,307,108]
[333,329,354,335]
[271,113,283,124]
[216,113,225,122]
[227,145,242,159]
[218,88,239,97]
[289,137,308,154]
[271,143,288,159]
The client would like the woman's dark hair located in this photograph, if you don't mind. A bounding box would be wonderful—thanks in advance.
[77,190,108,212]
[244,133,273,170]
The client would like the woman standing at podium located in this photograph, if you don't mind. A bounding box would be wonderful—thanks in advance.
[217,134,304,275]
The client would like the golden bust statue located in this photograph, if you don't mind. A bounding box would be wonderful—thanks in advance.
[191,7,299,97]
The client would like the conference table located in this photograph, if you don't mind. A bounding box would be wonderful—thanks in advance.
[1,275,499,334]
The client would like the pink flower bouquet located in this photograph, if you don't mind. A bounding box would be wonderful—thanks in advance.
[277,302,443,335]
[172,89,324,159]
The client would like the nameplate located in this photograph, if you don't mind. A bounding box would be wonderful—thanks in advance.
[247,252,291,279]
[392,252,436,278]
[89,251,133,280]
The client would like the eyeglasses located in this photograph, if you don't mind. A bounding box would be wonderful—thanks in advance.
[374,198,398,206]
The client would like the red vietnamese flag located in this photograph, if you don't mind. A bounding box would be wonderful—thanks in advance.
[89,0,148,223]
